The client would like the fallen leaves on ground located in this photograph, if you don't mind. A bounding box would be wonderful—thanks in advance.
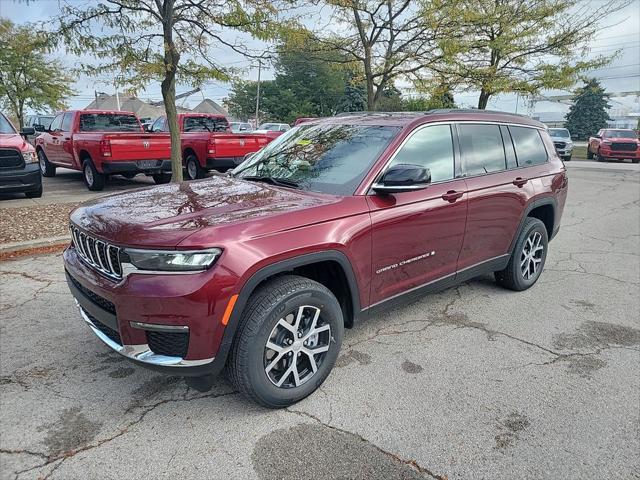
[0,203,78,244]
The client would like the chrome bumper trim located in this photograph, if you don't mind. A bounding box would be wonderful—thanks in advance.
[76,302,214,367]
[130,321,189,332]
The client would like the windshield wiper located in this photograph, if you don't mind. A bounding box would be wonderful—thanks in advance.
[241,175,300,189]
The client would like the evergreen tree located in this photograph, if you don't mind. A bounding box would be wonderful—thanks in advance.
[564,79,611,140]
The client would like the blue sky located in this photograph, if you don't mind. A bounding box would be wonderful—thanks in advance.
[1,0,639,115]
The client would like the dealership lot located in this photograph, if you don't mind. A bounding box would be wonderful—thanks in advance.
[1,162,638,479]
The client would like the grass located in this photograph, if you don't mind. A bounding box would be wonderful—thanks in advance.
[572,145,588,160]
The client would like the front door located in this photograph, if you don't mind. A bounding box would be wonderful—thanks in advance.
[367,123,468,306]
[58,112,75,166]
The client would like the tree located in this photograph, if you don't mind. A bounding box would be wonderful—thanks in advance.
[0,19,73,127]
[564,79,611,140]
[430,0,629,109]
[314,0,451,111]
[58,0,297,182]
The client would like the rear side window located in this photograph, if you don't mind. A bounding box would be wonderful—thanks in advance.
[389,125,454,183]
[61,113,73,131]
[509,126,548,166]
[458,124,506,175]
[183,116,229,132]
[79,114,141,132]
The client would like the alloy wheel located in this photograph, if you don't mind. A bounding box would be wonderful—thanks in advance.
[38,151,46,174]
[263,305,331,388]
[187,160,197,180]
[520,231,544,280]
[84,165,94,186]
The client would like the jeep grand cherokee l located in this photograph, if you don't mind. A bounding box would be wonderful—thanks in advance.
[63,110,568,407]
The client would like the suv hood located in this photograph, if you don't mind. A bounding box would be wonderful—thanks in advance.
[0,133,34,152]
[70,175,340,248]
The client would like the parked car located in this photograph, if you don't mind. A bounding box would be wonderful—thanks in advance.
[35,110,172,191]
[254,122,291,140]
[587,129,640,163]
[0,112,42,198]
[148,113,272,180]
[229,121,253,133]
[548,128,573,161]
[63,110,567,407]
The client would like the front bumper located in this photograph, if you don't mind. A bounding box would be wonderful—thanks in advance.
[63,246,238,376]
[0,163,42,193]
[100,160,172,174]
[599,148,640,160]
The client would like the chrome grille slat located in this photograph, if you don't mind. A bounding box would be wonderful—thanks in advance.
[70,224,122,280]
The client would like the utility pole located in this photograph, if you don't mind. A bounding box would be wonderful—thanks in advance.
[115,83,121,110]
[255,59,262,128]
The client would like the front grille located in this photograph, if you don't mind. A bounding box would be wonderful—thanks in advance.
[0,148,24,169]
[84,310,122,345]
[554,141,566,149]
[67,272,116,315]
[70,224,122,280]
[610,142,637,152]
[146,331,189,357]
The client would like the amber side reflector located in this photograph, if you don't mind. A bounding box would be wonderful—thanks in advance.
[221,294,239,326]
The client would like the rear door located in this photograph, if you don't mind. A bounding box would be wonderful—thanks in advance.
[368,123,468,305]
[456,123,539,271]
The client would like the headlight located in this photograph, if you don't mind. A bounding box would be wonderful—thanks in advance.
[123,248,222,272]
[22,151,37,164]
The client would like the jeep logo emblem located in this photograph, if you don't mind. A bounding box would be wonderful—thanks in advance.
[143,140,150,149]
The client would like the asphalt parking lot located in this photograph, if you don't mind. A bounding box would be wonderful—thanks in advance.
[1,162,639,480]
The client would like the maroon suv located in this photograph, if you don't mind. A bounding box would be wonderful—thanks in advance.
[63,110,568,407]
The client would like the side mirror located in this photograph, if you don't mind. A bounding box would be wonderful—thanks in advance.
[20,127,36,136]
[372,164,431,194]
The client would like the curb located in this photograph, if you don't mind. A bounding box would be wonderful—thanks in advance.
[0,235,71,257]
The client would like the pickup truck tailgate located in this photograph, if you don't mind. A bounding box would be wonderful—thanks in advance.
[211,134,269,158]
[105,133,171,161]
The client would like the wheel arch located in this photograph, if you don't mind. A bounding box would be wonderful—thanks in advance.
[215,250,362,367]
[509,197,557,254]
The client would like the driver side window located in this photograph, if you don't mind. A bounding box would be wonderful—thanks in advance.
[388,125,455,183]
[150,117,165,132]
[49,114,63,132]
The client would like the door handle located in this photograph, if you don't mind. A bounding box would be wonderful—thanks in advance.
[513,177,528,187]
[442,190,464,203]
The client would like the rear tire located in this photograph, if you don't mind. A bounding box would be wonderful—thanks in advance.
[152,172,171,184]
[495,217,548,291]
[185,154,206,180]
[82,159,105,191]
[586,149,594,159]
[25,185,43,198]
[227,275,344,408]
[37,149,56,177]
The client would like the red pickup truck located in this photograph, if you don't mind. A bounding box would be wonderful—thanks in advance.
[148,113,272,180]
[35,110,172,190]
[587,128,640,163]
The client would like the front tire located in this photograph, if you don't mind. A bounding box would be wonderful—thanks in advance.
[495,217,548,291]
[82,159,105,191]
[25,185,43,198]
[586,148,594,159]
[227,275,344,408]
[152,172,171,184]
[37,149,56,177]
[185,154,206,180]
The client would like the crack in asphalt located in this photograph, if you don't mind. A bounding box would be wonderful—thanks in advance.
[286,408,447,480]
[9,389,237,480]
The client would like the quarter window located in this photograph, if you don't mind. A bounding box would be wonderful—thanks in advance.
[509,126,548,166]
[388,125,455,183]
[458,124,506,175]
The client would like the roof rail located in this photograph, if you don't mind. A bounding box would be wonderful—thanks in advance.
[334,109,531,118]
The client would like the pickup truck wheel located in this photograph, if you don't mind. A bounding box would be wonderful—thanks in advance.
[495,217,548,291]
[82,159,105,191]
[152,172,171,184]
[586,149,594,159]
[38,149,56,177]
[227,275,344,408]
[596,149,606,162]
[185,154,205,180]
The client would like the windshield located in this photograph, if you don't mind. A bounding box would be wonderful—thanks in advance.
[604,130,638,139]
[549,129,570,138]
[79,113,141,132]
[0,114,17,134]
[233,123,400,195]
[183,116,229,132]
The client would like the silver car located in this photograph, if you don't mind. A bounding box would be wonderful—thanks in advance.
[548,128,573,161]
